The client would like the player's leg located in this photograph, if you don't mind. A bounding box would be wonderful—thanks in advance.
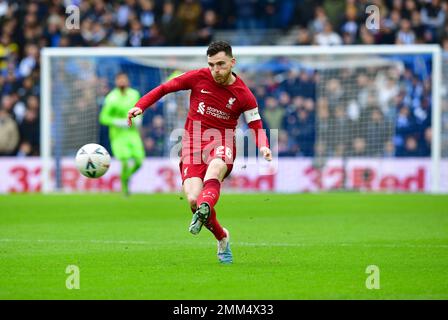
[198,145,235,264]
[189,158,227,236]
[120,159,132,195]
[128,136,145,179]
[195,157,227,219]
[181,161,209,234]
[182,177,203,213]
[200,159,233,263]
[111,139,132,195]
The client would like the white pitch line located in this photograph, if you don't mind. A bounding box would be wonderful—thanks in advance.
[0,238,447,249]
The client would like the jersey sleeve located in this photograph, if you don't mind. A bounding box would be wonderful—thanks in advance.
[241,90,269,148]
[135,69,198,112]
[242,90,261,123]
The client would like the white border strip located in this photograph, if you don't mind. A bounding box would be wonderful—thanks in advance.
[41,45,441,57]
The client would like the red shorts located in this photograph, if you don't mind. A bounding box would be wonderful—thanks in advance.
[179,140,236,183]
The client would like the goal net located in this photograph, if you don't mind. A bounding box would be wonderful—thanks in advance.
[41,45,443,193]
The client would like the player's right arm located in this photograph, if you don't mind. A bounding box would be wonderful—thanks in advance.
[128,70,196,127]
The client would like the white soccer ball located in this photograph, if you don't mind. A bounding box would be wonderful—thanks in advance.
[75,143,111,178]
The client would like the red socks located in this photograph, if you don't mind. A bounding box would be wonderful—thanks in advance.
[205,208,226,241]
[196,178,226,240]
[196,178,221,210]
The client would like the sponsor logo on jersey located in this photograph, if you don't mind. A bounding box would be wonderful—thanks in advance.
[197,102,230,120]
[206,106,230,120]
[201,89,212,94]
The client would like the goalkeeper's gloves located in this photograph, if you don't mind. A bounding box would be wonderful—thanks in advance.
[113,117,142,128]
[112,119,130,128]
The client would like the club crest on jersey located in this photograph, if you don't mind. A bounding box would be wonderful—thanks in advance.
[226,97,236,109]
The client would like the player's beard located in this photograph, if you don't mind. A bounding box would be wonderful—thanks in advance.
[214,71,231,85]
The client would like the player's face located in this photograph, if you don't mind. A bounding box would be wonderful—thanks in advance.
[116,74,129,89]
[207,51,235,85]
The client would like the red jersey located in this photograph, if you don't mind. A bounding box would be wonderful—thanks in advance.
[137,67,260,128]
[135,68,268,159]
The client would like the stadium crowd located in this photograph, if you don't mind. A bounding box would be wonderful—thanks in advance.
[0,0,446,157]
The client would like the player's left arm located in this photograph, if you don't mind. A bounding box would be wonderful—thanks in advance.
[243,94,272,162]
[128,70,196,126]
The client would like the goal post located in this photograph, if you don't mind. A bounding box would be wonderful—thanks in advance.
[40,45,443,193]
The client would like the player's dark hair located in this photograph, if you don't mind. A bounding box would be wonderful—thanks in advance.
[207,41,233,57]
[115,71,128,79]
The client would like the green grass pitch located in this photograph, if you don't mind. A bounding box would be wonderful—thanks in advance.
[0,193,447,299]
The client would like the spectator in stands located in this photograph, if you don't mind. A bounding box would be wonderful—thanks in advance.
[127,20,147,46]
[397,135,421,157]
[359,24,376,44]
[158,1,183,45]
[177,0,202,45]
[384,140,395,157]
[19,98,40,155]
[278,91,292,111]
[297,70,316,100]
[234,0,258,30]
[139,0,155,28]
[294,27,312,45]
[308,6,328,35]
[278,129,296,157]
[365,107,393,156]
[330,105,350,157]
[195,9,218,46]
[108,26,129,46]
[316,97,330,145]
[145,23,166,46]
[350,137,367,157]
[326,78,344,109]
[16,141,33,157]
[410,8,426,42]
[143,114,164,156]
[262,96,284,131]
[420,126,431,156]
[396,19,416,44]
[296,108,315,156]
[395,105,417,155]
[0,106,19,155]
[314,21,342,46]
[10,92,26,124]
[420,0,446,43]
[279,69,300,97]
[18,43,39,78]
[0,34,19,72]
[340,5,359,44]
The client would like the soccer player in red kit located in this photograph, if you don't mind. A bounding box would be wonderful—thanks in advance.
[127,41,272,264]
